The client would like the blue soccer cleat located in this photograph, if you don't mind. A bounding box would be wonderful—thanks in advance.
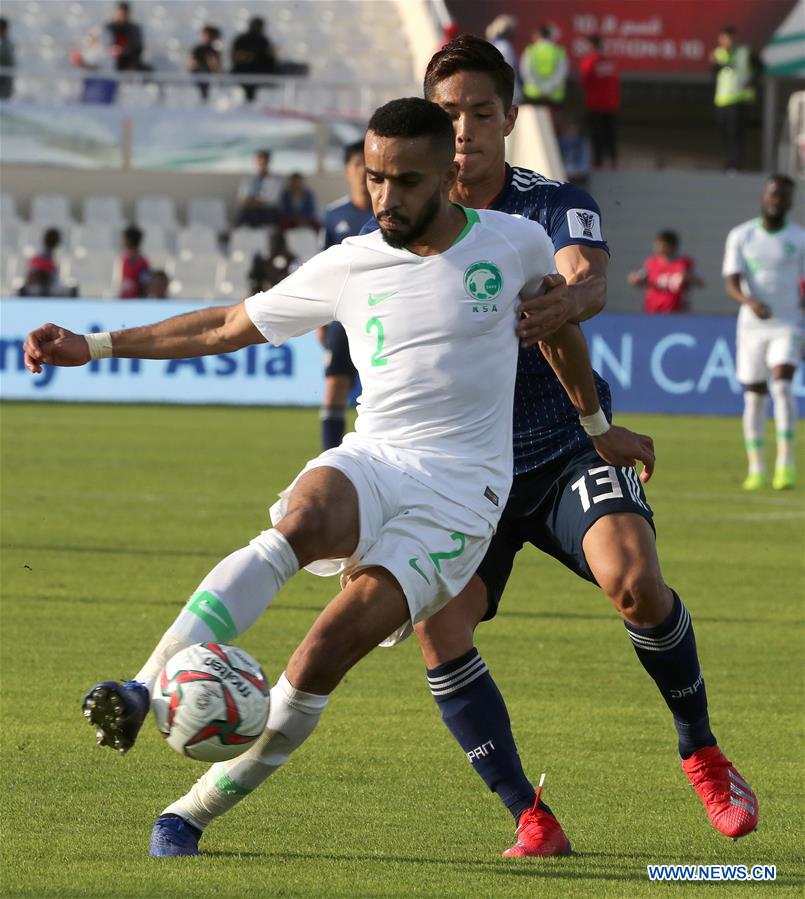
[150,815,202,857]
[82,679,150,754]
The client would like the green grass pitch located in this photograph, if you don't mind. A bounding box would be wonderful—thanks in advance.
[1,402,803,898]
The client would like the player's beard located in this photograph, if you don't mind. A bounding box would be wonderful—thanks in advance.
[378,189,441,250]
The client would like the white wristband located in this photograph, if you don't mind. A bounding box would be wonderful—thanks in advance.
[580,408,610,436]
[84,332,113,361]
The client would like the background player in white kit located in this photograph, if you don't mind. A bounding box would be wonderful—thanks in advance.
[23,99,649,856]
[723,174,804,491]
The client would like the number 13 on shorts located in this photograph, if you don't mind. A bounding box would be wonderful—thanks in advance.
[571,465,648,513]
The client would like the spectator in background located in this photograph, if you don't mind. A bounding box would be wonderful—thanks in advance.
[628,230,703,314]
[520,24,567,107]
[579,35,620,169]
[279,173,318,231]
[188,25,222,101]
[438,21,461,51]
[234,149,283,228]
[19,228,62,297]
[0,18,15,100]
[485,15,520,101]
[145,269,169,299]
[709,26,763,172]
[318,139,373,451]
[247,230,298,293]
[556,115,591,186]
[231,16,275,102]
[118,225,150,298]
[105,2,147,71]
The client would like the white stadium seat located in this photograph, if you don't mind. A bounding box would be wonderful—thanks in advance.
[229,228,268,262]
[215,257,251,300]
[187,197,227,232]
[136,196,179,230]
[63,251,118,299]
[30,193,73,227]
[83,195,126,228]
[1,193,22,226]
[141,225,175,257]
[177,226,218,260]
[70,223,118,256]
[0,249,19,295]
[284,227,319,263]
[168,255,221,300]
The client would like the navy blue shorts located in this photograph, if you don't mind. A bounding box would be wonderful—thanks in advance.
[477,446,654,620]
[324,322,357,380]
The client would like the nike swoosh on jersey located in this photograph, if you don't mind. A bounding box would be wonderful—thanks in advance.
[368,291,398,306]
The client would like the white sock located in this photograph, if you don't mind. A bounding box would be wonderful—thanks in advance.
[161,672,328,830]
[771,379,796,469]
[742,391,767,474]
[134,529,298,689]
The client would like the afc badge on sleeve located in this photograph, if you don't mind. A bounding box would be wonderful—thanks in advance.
[567,209,603,241]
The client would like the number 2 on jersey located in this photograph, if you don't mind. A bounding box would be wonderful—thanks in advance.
[366,317,388,367]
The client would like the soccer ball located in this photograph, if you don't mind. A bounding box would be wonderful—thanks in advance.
[152,643,270,762]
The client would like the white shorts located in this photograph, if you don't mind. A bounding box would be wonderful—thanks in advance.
[736,325,802,385]
[269,444,494,646]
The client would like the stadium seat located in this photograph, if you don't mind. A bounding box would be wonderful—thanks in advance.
[83,195,126,228]
[0,193,21,226]
[168,255,221,301]
[62,251,119,299]
[1,222,20,254]
[229,228,268,262]
[0,249,19,295]
[136,196,179,230]
[215,257,251,300]
[177,226,218,260]
[284,227,319,262]
[16,223,42,257]
[70,223,118,256]
[30,193,73,227]
[187,197,227,232]
[141,225,175,258]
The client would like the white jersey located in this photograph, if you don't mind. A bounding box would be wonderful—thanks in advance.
[245,207,556,526]
[722,218,805,330]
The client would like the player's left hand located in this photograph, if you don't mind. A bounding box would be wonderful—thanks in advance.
[517,273,570,347]
[591,425,655,483]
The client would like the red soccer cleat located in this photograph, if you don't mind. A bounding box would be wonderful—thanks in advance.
[502,805,572,858]
[682,745,758,839]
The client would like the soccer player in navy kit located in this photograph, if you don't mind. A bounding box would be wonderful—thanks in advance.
[318,140,373,450]
[410,37,758,855]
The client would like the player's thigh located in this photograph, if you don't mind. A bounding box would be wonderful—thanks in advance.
[768,330,801,380]
[536,447,655,584]
[736,328,771,387]
[286,566,410,694]
[582,513,671,622]
[270,447,402,570]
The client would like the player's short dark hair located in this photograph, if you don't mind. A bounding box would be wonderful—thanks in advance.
[538,24,552,39]
[720,25,736,36]
[117,2,131,13]
[123,224,143,248]
[344,140,364,165]
[43,227,61,249]
[0,17,8,32]
[367,97,455,164]
[767,173,795,190]
[588,34,602,49]
[656,229,679,249]
[256,148,271,160]
[424,35,515,112]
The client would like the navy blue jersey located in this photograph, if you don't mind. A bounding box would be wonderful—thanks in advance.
[322,196,374,249]
[360,165,613,475]
[491,165,612,474]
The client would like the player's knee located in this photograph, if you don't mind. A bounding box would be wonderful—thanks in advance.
[415,608,477,668]
[278,500,344,564]
[606,567,668,625]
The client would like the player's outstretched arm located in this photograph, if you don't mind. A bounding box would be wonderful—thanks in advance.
[24,302,266,374]
[539,322,655,481]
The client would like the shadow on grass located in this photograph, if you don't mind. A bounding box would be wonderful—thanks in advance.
[201,848,650,882]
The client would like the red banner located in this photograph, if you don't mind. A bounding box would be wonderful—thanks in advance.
[447,0,796,74]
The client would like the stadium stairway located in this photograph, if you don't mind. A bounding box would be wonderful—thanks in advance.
[588,170,772,315]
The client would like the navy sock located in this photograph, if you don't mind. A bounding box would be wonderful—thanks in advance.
[320,406,345,450]
[427,648,545,823]
[624,591,717,758]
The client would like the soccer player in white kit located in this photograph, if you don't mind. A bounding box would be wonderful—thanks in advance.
[723,174,804,490]
[24,99,650,855]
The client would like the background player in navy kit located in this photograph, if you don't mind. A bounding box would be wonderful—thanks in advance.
[318,141,373,450]
[410,37,757,855]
